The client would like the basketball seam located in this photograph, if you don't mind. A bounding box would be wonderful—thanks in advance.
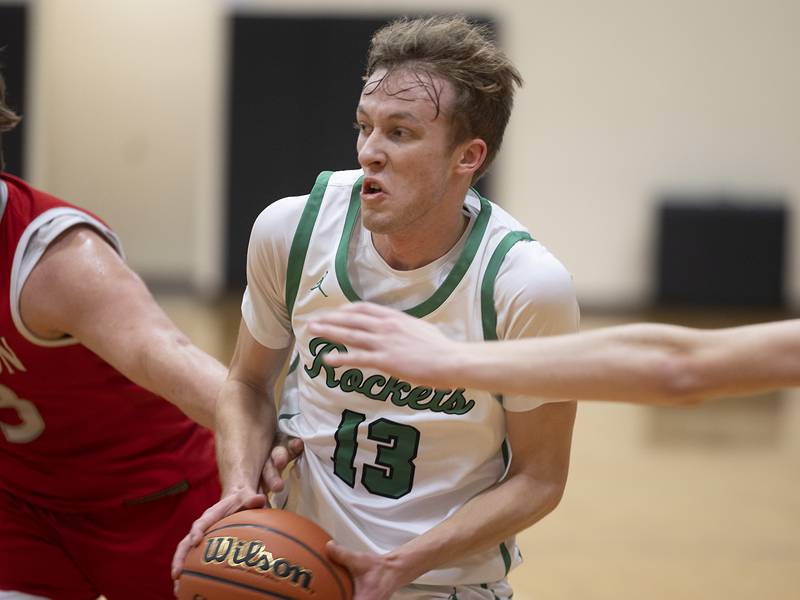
[205,522,352,599]
[180,570,298,599]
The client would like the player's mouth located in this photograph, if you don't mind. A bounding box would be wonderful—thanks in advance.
[361,178,386,202]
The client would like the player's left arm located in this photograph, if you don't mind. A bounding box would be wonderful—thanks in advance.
[327,403,576,597]
[19,225,226,428]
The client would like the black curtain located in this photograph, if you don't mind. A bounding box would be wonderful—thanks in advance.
[225,14,494,289]
[0,4,27,177]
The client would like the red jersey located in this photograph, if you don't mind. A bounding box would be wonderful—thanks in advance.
[0,173,216,512]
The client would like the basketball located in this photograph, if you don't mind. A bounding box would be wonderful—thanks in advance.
[177,509,354,600]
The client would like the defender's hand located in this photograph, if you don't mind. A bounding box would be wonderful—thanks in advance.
[309,302,462,389]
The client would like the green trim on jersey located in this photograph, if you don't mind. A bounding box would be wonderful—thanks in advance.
[480,229,533,580]
[287,353,300,375]
[501,439,510,468]
[334,177,364,303]
[480,230,533,341]
[285,171,332,320]
[479,583,502,600]
[335,177,493,318]
[498,436,512,573]
[499,542,513,575]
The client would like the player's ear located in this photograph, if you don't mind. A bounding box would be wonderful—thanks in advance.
[454,138,487,178]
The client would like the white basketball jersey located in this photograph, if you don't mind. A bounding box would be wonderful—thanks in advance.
[279,169,543,585]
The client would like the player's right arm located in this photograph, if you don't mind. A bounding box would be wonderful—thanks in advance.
[172,196,303,580]
[171,321,289,580]
[313,303,800,405]
[216,320,290,499]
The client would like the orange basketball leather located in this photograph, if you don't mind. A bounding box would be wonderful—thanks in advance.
[178,509,353,600]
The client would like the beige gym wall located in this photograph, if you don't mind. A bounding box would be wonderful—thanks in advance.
[25,0,800,305]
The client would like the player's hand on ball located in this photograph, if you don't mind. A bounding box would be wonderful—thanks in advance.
[171,489,268,589]
[327,540,405,600]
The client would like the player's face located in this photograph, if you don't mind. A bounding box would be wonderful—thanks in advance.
[355,68,463,235]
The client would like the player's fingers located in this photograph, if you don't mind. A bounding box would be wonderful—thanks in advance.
[171,532,194,579]
[326,540,361,572]
[171,492,266,580]
[271,444,290,471]
[187,518,211,548]
[198,498,234,527]
[287,437,304,458]
[199,493,265,533]
[324,349,377,368]
[240,491,269,510]
[262,458,285,494]
[309,322,376,350]
[270,437,304,470]
[315,310,385,334]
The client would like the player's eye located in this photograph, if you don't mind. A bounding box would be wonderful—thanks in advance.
[389,127,415,141]
[353,121,371,135]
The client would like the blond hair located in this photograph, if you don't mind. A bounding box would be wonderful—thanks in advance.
[366,16,522,181]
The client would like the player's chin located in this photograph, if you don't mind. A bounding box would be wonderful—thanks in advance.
[361,210,397,235]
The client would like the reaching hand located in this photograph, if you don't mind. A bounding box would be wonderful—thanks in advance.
[326,541,406,600]
[308,302,463,389]
[171,489,267,590]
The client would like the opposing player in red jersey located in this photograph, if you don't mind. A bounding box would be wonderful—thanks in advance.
[0,70,291,600]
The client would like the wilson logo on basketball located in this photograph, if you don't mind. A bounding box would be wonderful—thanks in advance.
[203,536,313,589]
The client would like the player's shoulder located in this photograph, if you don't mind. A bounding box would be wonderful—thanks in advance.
[482,199,568,277]
[495,229,576,306]
[483,197,527,232]
[325,168,363,189]
[250,194,309,242]
[493,238,579,337]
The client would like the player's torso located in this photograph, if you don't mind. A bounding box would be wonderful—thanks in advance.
[0,174,215,511]
[281,170,525,583]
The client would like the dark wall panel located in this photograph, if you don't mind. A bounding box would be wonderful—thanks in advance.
[0,4,27,177]
[225,14,494,289]
[656,198,787,308]
[226,15,391,289]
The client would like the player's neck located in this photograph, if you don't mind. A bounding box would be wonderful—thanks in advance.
[372,209,469,271]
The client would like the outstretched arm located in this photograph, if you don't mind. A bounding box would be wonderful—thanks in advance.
[20,226,226,427]
[310,302,800,405]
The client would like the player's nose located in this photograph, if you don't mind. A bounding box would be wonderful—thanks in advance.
[357,133,386,169]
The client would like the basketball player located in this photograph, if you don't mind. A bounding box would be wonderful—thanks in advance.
[312,302,800,405]
[174,16,579,600]
[0,70,297,600]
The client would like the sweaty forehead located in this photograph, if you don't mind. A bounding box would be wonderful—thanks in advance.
[360,67,454,116]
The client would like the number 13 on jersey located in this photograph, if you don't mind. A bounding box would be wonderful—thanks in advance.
[332,409,421,499]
